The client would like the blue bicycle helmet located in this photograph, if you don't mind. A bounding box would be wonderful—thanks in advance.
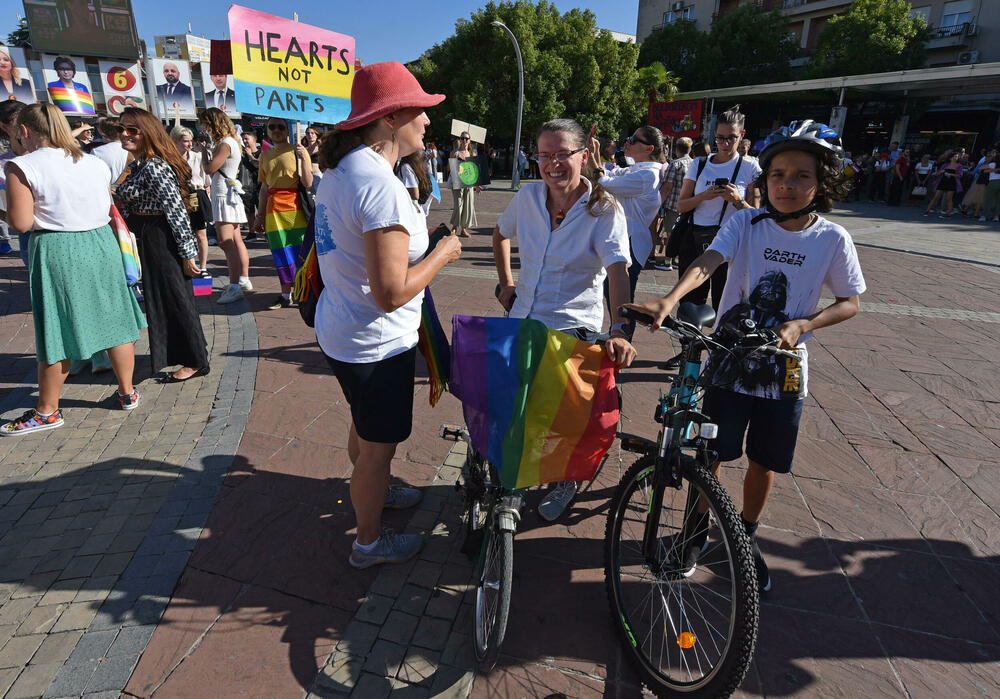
[752,120,846,224]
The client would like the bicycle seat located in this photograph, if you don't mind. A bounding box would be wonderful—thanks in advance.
[677,302,716,328]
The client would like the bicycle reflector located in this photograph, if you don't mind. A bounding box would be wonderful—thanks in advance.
[700,423,719,440]
[677,632,697,649]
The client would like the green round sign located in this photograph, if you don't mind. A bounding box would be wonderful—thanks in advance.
[458,160,480,186]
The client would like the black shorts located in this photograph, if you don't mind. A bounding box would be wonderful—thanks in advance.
[324,347,416,444]
[702,387,804,474]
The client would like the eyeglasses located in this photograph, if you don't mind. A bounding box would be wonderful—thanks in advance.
[115,125,140,136]
[460,136,470,140]
[625,135,652,146]
[715,134,739,143]
[535,147,585,164]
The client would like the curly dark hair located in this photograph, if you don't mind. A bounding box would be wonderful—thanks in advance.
[755,150,850,213]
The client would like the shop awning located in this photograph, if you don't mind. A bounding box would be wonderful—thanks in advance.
[676,62,1000,101]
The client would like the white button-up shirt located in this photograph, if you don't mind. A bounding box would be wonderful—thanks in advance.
[497,179,629,333]
[599,161,662,266]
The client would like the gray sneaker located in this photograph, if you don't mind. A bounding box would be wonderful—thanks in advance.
[349,528,423,569]
[537,481,578,522]
[384,485,422,510]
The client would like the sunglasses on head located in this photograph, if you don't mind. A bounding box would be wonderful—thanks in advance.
[115,124,140,136]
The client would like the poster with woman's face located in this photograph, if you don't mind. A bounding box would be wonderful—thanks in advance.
[0,46,37,104]
[199,63,240,117]
[42,54,95,115]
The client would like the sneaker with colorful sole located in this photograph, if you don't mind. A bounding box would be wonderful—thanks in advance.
[0,409,64,436]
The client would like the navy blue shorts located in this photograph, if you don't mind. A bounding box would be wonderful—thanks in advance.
[325,347,416,444]
[701,387,804,474]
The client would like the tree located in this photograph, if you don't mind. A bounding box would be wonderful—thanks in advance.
[807,0,929,78]
[635,62,679,114]
[636,19,706,92]
[409,1,645,147]
[703,5,798,88]
[7,17,30,48]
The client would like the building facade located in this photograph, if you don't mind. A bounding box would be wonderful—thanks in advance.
[636,0,998,68]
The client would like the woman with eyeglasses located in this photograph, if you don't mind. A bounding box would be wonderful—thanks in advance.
[1,103,146,435]
[116,107,210,384]
[253,117,313,309]
[676,105,760,309]
[589,126,665,301]
[448,132,481,237]
[494,118,637,521]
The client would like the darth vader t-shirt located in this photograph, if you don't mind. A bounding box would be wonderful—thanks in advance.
[702,209,866,400]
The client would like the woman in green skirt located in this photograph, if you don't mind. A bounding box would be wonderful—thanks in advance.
[1,103,146,435]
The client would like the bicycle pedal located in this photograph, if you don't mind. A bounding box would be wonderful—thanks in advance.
[440,423,464,441]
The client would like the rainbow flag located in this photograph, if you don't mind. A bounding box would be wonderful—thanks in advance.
[48,85,96,115]
[109,205,140,286]
[192,277,213,296]
[265,188,308,285]
[416,224,453,407]
[450,315,620,490]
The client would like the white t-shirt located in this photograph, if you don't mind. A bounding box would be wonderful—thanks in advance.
[497,180,630,333]
[7,148,111,231]
[914,161,934,176]
[398,163,431,216]
[988,162,999,181]
[599,161,661,265]
[0,149,15,212]
[704,209,866,400]
[91,141,130,183]
[314,145,429,363]
[684,155,762,227]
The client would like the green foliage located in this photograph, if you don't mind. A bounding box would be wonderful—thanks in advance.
[635,62,679,114]
[7,18,30,48]
[409,1,645,146]
[637,6,796,90]
[807,0,929,78]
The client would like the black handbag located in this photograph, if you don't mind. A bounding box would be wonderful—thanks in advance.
[664,156,709,258]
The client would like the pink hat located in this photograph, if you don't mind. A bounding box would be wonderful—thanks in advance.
[334,61,445,131]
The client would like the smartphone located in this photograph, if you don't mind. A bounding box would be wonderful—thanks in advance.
[714,178,730,187]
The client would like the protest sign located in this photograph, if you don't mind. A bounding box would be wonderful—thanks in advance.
[649,100,703,139]
[41,54,95,115]
[0,46,36,103]
[99,60,145,115]
[228,5,355,122]
[450,119,486,144]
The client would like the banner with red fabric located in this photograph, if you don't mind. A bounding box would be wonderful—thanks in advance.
[649,100,703,139]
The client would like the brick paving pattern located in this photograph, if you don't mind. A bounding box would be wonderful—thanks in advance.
[0,188,998,697]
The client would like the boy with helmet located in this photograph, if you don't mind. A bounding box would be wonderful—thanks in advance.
[628,121,867,592]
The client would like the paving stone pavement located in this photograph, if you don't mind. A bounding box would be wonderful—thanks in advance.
[2,188,1000,698]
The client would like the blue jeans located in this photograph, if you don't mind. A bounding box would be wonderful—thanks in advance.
[18,232,30,267]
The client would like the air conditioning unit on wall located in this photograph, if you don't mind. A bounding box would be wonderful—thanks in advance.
[958,50,980,65]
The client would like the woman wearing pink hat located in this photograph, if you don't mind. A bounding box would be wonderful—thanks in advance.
[313,62,462,569]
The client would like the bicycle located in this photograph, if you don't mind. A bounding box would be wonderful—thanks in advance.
[440,424,523,672]
[605,302,801,697]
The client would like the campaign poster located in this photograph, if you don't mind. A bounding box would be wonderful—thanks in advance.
[0,46,36,103]
[148,57,196,119]
[228,5,355,122]
[41,54,95,115]
[22,0,140,59]
[98,60,145,115]
[199,63,240,117]
[649,100,703,139]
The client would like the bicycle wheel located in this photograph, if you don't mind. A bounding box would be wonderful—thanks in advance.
[474,515,513,672]
[604,455,758,697]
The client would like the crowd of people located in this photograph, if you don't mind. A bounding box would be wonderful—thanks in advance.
[6,61,936,592]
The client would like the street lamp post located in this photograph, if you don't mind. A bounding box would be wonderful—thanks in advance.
[491,20,523,190]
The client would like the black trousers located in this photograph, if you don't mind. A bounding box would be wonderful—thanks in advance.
[130,215,208,373]
[677,226,728,311]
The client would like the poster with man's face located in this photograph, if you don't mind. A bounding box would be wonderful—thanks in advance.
[41,54,95,114]
[148,57,195,118]
[199,63,239,117]
[0,46,36,103]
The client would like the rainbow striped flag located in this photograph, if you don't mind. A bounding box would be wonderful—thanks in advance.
[415,224,453,407]
[48,85,96,115]
[109,205,140,286]
[450,315,620,490]
[265,188,308,285]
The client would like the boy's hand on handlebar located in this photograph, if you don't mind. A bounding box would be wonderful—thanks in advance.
[497,285,517,311]
[775,319,808,349]
[604,336,636,369]
[624,299,675,330]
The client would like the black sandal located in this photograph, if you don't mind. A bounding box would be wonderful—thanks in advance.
[159,365,210,383]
